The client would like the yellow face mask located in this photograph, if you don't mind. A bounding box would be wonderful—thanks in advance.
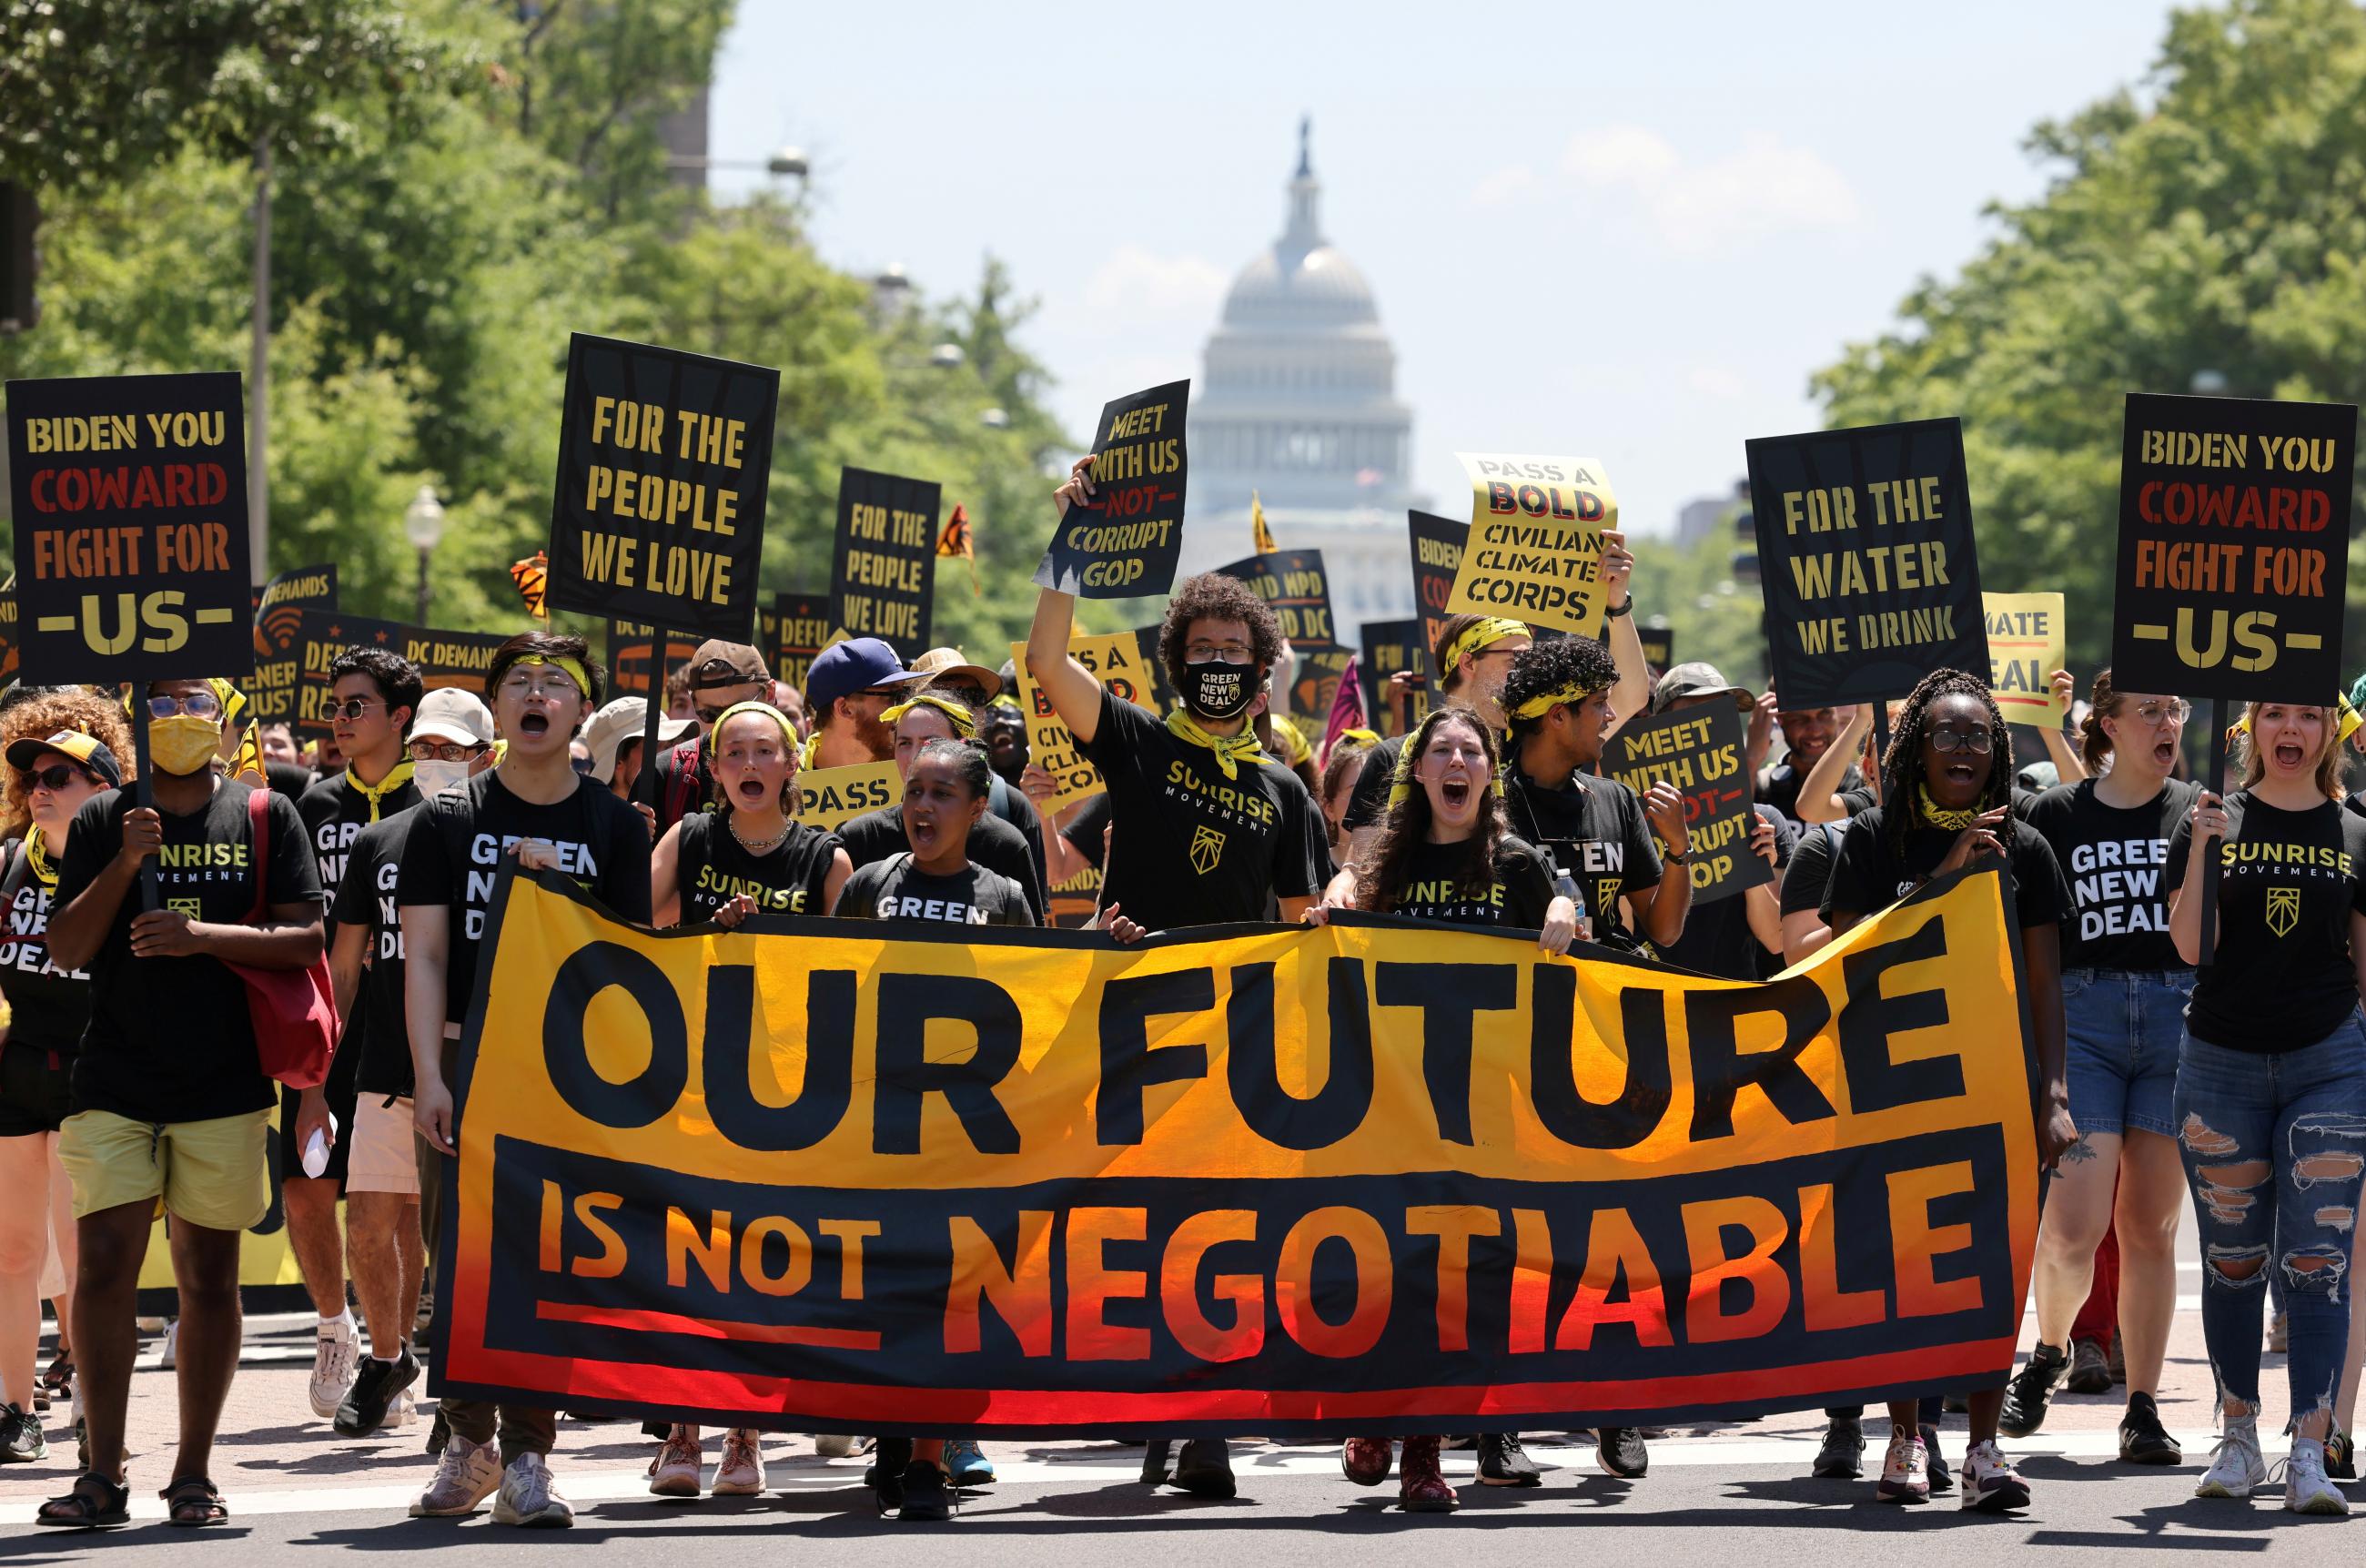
[149,714,224,777]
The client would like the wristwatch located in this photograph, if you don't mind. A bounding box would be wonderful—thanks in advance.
[1605,599,1633,620]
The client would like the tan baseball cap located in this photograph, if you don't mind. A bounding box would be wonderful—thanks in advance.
[410,688,495,749]
[909,646,1002,699]
[583,696,694,784]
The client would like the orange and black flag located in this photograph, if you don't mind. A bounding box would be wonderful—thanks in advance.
[511,551,550,620]
[1250,490,1277,555]
[936,503,980,597]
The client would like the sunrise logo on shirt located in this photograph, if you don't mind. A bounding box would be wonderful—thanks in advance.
[2268,885,2301,937]
[1190,824,1226,875]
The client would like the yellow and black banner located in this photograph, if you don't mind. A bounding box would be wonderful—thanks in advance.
[436,865,2038,1437]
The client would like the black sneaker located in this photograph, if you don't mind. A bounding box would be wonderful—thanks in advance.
[2066,1337,2112,1394]
[869,1439,914,1513]
[1169,1438,1237,1498]
[1478,1431,1542,1486]
[1920,1423,1952,1494]
[1812,1415,1865,1478]
[2117,1392,2179,1465]
[334,1349,420,1437]
[1999,1343,2067,1437]
[896,1459,955,1522]
[1596,1427,1648,1478]
[2328,1423,2355,1481]
[0,1402,46,1462]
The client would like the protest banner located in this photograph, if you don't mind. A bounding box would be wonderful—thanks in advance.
[605,621,703,704]
[1984,592,2068,725]
[1359,617,1427,737]
[543,334,777,642]
[830,467,938,662]
[1442,454,1613,639]
[2109,392,2355,703]
[1602,700,1767,904]
[404,627,509,702]
[1008,632,1163,806]
[795,761,902,831]
[296,610,412,733]
[6,370,254,683]
[1746,419,1986,709]
[774,592,834,698]
[439,864,2037,1435]
[1408,511,1465,682]
[250,564,337,723]
[1035,380,1189,597]
[1638,622,1675,674]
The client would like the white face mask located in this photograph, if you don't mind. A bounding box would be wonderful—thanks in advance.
[414,759,471,800]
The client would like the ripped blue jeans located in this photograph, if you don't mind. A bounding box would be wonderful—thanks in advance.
[2174,1013,2366,1424]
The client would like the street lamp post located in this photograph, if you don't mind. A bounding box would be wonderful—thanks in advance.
[405,483,446,627]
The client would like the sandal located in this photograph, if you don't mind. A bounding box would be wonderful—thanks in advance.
[35,1471,130,1529]
[163,1473,228,1527]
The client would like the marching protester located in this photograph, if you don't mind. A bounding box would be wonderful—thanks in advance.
[1644,666,1792,980]
[38,679,326,1528]
[835,688,1047,924]
[583,695,694,802]
[648,642,774,832]
[801,639,931,771]
[1338,615,1531,870]
[1821,668,2076,1512]
[1027,456,1323,1499]
[290,649,425,1426]
[1999,673,2196,1466]
[1318,730,1376,865]
[2166,695,2366,1515]
[1310,704,1582,1509]
[908,650,1047,886]
[399,634,652,1527]
[1757,703,1876,828]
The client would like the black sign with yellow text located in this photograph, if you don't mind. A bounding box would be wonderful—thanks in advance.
[1602,702,1766,904]
[1359,618,1427,737]
[774,592,834,699]
[250,564,338,724]
[1035,381,1188,597]
[295,609,410,734]
[829,468,936,662]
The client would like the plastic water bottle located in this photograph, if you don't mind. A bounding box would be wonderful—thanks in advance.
[300,1111,339,1179]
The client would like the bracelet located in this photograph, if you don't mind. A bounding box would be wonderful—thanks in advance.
[1604,599,1633,620]
[1664,846,1690,865]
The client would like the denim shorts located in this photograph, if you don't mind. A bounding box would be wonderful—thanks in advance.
[2062,967,2194,1140]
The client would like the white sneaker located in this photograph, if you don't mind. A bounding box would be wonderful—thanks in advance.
[411,1433,502,1516]
[310,1317,361,1420]
[713,1428,765,1495]
[648,1426,704,1496]
[813,1433,865,1458]
[2198,1416,2268,1500]
[380,1390,417,1431]
[157,1319,178,1371]
[2286,1437,2350,1515]
[1876,1427,1928,1503]
[491,1452,574,1528]
[1958,1439,2031,1512]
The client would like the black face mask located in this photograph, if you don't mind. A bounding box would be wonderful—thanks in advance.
[1184,660,1254,721]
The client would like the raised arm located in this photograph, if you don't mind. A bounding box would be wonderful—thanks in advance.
[1795,704,1873,824]
[1597,531,1649,738]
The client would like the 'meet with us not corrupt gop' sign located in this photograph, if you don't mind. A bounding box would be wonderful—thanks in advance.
[6,370,254,682]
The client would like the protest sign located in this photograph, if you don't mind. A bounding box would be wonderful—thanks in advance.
[296,610,410,734]
[1747,419,1986,709]
[829,467,937,661]
[442,864,2037,1436]
[1408,510,1464,681]
[1602,700,1766,903]
[0,579,19,687]
[1215,549,1342,651]
[606,620,703,703]
[249,564,336,723]
[1984,592,2068,725]
[1358,618,1428,737]
[1638,622,1674,673]
[1442,454,1613,639]
[795,761,902,831]
[1007,632,1163,806]
[1034,380,1188,597]
[1127,623,1180,713]
[6,370,253,683]
[2109,393,2356,703]
[1046,863,1105,930]
[544,334,777,642]
[403,627,509,702]
[774,592,834,698]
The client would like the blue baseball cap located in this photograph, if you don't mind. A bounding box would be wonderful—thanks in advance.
[804,637,929,713]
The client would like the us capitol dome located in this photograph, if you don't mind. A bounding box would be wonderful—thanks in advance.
[1178,120,1423,645]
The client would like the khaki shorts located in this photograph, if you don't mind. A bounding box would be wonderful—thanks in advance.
[346,1095,420,1198]
[58,1108,271,1232]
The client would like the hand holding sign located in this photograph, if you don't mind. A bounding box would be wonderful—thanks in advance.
[1443,454,1614,638]
[1035,382,1189,597]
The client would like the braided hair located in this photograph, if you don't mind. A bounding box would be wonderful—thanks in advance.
[1877,667,2014,857]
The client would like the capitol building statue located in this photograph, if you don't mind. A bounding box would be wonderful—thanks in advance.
[1178,121,1424,645]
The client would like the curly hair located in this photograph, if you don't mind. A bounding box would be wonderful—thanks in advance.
[1878,667,2014,856]
[1355,705,1507,916]
[1498,634,1621,738]
[328,646,425,734]
[0,686,136,836]
[1158,573,1283,696]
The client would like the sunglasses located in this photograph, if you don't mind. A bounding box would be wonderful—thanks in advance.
[326,697,385,722]
[147,693,223,719]
[571,754,595,774]
[23,764,93,792]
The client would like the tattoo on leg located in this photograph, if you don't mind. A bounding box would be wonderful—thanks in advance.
[2062,1134,2098,1164]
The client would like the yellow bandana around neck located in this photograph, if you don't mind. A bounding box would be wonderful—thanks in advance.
[1166,708,1265,780]
[1442,617,1528,678]
[1916,784,1980,832]
[880,693,977,739]
[21,825,56,891]
[348,757,417,821]
[1511,683,1604,723]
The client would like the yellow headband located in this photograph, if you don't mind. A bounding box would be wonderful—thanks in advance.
[1511,683,1604,722]
[508,653,591,700]
[2230,693,2362,748]
[1336,727,1379,749]
[881,692,977,739]
[704,701,800,758]
[1386,720,1506,808]
[1270,713,1311,766]
[1441,617,1528,677]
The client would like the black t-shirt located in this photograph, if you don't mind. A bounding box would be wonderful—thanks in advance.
[267,760,316,803]
[1758,759,1874,827]
[56,781,323,1122]
[2020,779,2199,971]
[1063,793,1113,872]
[674,814,842,923]
[1822,804,2073,932]
[2347,792,2366,824]
[1660,805,1795,981]
[1501,762,1662,946]
[1340,734,1407,834]
[2168,793,2366,1054]
[1077,692,1320,930]
[331,810,417,1098]
[1379,835,1556,930]
[300,765,424,940]
[836,804,1046,924]
[1781,820,1848,919]
[835,854,1036,926]
[988,774,1049,893]
[0,844,91,1057]
[397,770,653,1029]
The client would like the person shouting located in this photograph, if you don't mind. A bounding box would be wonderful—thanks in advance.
[834,688,1046,925]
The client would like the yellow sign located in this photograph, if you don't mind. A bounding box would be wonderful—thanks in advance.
[1443,453,1614,638]
[1008,633,1161,807]
[795,761,900,830]
[1983,592,2068,724]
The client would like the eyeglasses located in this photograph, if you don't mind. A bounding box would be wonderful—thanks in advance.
[2130,700,2192,725]
[23,764,91,792]
[147,692,223,720]
[499,672,580,699]
[1930,724,1994,754]
[1184,641,1254,664]
[408,740,487,764]
[326,697,383,722]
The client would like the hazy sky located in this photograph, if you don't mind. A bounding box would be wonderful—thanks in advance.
[710,1,2180,537]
